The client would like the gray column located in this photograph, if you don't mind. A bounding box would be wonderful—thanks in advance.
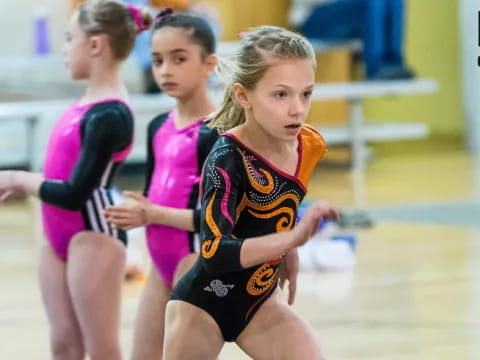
[459,0,480,153]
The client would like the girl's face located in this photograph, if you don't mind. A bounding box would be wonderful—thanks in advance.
[62,13,91,80]
[240,58,315,142]
[151,27,216,99]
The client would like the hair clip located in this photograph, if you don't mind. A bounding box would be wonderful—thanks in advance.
[128,5,148,33]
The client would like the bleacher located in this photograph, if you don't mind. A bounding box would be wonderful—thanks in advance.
[0,78,437,171]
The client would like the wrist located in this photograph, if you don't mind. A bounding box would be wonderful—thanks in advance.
[7,171,43,197]
[9,171,22,191]
[289,226,300,248]
[143,203,155,226]
[286,247,298,257]
[281,228,299,252]
[146,203,165,226]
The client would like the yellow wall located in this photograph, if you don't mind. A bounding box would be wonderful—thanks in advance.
[365,0,463,138]
[205,0,290,40]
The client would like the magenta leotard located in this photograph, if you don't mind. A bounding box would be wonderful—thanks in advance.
[144,110,218,287]
[40,99,134,260]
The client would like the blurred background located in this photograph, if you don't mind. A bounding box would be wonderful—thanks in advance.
[1,0,479,359]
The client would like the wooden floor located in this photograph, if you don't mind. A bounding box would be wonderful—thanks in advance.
[1,149,480,359]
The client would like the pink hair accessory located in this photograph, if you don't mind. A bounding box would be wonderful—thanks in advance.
[239,32,250,38]
[128,4,148,33]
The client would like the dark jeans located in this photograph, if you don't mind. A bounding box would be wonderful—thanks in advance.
[301,0,406,77]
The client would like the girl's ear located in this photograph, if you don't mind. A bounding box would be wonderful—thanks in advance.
[88,34,108,57]
[203,53,217,76]
[233,83,251,110]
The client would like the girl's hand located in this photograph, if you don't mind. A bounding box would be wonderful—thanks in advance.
[105,191,153,230]
[0,171,23,203]
[291,202,339,248]
[279,248,300,305]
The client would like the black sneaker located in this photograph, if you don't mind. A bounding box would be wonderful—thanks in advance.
[368,65,415,81]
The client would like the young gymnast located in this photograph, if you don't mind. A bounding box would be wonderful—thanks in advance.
[162,26,339,360]
[0,1,151,359]
[104,9,219,360]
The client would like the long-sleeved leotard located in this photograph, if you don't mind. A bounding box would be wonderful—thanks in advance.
[172,125,326,341]
[41,99,134,260]
[144,110,218,287]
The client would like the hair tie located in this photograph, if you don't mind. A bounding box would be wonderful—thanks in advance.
[128,4,148,33]
[155,8,174,24]
[239,32,250,39]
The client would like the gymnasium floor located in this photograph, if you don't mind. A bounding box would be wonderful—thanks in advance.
[1,149,479,359]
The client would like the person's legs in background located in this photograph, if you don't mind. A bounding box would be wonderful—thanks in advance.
[300,0,389,79]
[363,0,386,78]
[382,0,415,79]
[299,0,414,80]
[300,0,364,41]
[387,0,404,66]
[365,0,414,79]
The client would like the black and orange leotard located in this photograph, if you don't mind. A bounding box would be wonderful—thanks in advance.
[171,125,326,341]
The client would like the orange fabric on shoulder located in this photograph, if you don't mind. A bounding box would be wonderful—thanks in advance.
[296,124,326,189]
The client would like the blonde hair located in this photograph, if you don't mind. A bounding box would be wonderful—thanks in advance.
[209,26,316,132]
[77,0,153,60]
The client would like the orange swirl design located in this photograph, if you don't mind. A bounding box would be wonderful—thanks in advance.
[235,192,300,232]
[246,262,280,296]
[201,191,221,259]
[236,193,299,221]
[240,152,274,194]
[247,206,295,232]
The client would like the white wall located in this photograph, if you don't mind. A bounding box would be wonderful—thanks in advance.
[0,0,142,94]
[0,0,70,57]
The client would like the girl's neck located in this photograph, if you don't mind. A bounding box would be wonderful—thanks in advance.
[233,118,300,177]
[82,61,128,104]
[174,84,216,127]
[236,117,297,159]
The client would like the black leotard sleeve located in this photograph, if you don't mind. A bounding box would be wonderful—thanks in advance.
[40,102,133,211]
[199,145,246,273]
[192,123,219,232]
